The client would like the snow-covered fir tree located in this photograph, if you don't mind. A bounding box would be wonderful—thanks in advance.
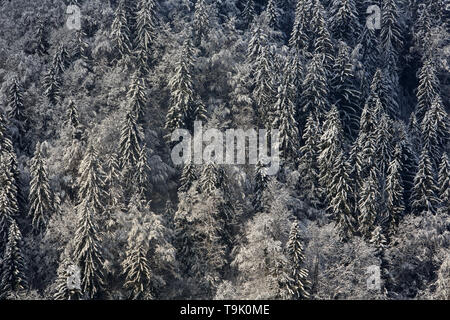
[135,0,157,60]
[43,67,61,105]
[329,0,360,46]
[29,142,54,233]
[358,166,380,239]
[286,221,310,299]
[385,146,405,236]
[6,78,27,145]
[416,56,440,122]
[77,145,106,215]
[111,0,132,61]
[411,147,440,215]
[0,219,28,298]
[437,153,449,211]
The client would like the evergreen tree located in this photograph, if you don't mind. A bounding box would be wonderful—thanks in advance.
[34,17,49,56]
[374,113,394,178]
[119,111,144,170]
[43,67,61,105]
[0,219,28,298]
[271,67,299,162]
[127,71,147,124]
[416,57,440,122]
[250,31,276,128]
[310,3,334,72]
[421,97,448,169]
[193,0,210,45]
[329,0,360,46]
[289,0,313,53]
[358,166,380,239]
[132,144,150,200]
[179,162,197,193]
[122,199,153,299]
[199,162,219,195]
[111,0,132,60]
[52,44,70,75]
[77,145,106,214]
[300,53,329,127]
[318,106,344,194]
[331,42,361,140]
[6,78,27,143]
[358,27,380,83]
[76,30,91,71]
[265,0,279,30]
[286,221,310,299]
[328,151,356,240]
[411,148,439,215]
[73,201,106,299]
[385,146,405,235]
[368,69,398,119]
[298,113,322,207]
[380,0,403,54]
[29,142,54,234]
[242,0,256,27]
[165,38,202,134]
[438,153,449,211]
[65,100,83,140]
[135,0,157,60]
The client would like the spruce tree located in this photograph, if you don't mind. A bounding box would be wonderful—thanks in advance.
[331,42,361,140]
[298,113,322,207]
[199,162,219,195]
[76,30,91,71]
[310,1,334,72]
[77,145,106,215]
[416,57,440,123]
[271,68,299,162]
[265,0,279,30]
[52,44,70,75]
[318,106,344,194]
[133,144,150,201]
[43,67,61,105]
[300,53,329,127]
[122,199,153,299]
[438,153,449,211]
[421,97,448,170]
[193,0,210,45]
[286,221,310,299]
[127,71,147,124]
[385,146,405,235]
[358,166,380,239]
[119,111,144,170]
[242,0,256,27]
[165,38,201,134]
[73,201,106,299]
[53,249,82,300]
[358,27,380,83]
[0,219,28,298]
[179,162,198,193]
[29,142,54,234]
[289,0,313,53]
[111,0,132,60]
[135,0,157,60]
[6,78,27,143]
[329,0,360,46]
[411,148,439,215]
[380,0,403,54]
[34,17,49,56]
[328,151,356,240]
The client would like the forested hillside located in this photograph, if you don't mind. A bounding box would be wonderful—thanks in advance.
[0,0,448,300]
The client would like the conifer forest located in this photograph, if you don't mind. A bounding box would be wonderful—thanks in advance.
[0,0,448,301]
